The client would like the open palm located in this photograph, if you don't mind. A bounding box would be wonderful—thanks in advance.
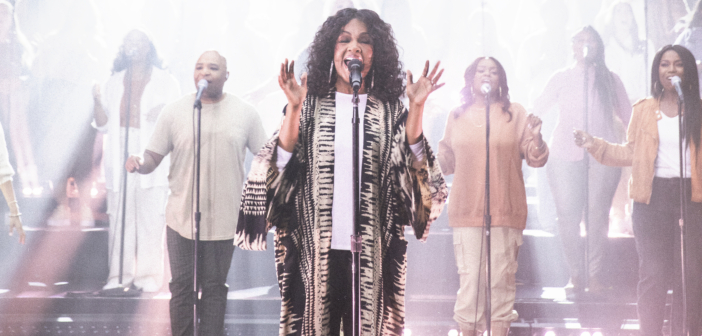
[278,59,307,109]
[406,61,444,106]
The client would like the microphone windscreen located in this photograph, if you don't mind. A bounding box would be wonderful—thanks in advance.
[347,59,363,70]
[481,83,491,94]
[198,79,209,89]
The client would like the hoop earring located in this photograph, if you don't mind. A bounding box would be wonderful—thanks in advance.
[470,85,475,97]
[370,68,375,90]
[328,60,334,84]
[498,86,502,97]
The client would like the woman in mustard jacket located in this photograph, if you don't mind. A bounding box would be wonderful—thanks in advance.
[574,45,702,336]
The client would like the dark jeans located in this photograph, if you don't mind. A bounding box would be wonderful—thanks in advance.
[328,249,352,336]
[633,177,702,336]
[166,226,235,336]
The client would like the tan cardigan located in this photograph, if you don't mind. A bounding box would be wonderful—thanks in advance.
[438,102,549,230]
[588,97,702,204]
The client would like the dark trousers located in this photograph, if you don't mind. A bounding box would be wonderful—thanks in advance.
[166,226,235,336]
[328,249,352,336]
[633,177,702,336]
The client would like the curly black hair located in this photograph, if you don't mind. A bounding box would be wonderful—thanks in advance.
[456,56,512,121]
[305,8,404,103]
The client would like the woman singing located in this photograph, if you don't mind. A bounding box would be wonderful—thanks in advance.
[93,29,180,292]
[533,26,631,297]
[438,57,548,336]
[574,45,702,336]
[236,8,448,336]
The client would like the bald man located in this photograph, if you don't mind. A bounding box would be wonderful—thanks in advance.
[125,51,267,336]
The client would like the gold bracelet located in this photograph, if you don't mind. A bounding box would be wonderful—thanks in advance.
[9,212,22,217]
[8,200,18,205]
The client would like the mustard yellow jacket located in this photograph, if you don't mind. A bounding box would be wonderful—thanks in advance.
[588,97,702,204]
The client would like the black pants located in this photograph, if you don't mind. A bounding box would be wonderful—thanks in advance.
[328,249,353,336]
[166,226,235,336]
[633,177,702,336]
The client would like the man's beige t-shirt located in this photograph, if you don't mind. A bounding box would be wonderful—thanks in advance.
[147,93,267,241]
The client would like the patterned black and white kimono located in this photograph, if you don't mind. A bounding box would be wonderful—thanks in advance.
[236,90,448,336]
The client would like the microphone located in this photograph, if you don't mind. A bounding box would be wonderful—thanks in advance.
[481,83,491,95]
[347,59,363,92]
[671,76,684,102]
[194,79,208,107]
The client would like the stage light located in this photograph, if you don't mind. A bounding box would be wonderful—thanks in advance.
[592,331,603,336]
[448,329,459,336]
[22,187,32,196]
[57,317,73,322]
[90,183,98,197]
[580,331,591,336]
[544,330,556,336]
[33,186,43,196]
[403,328,412,336]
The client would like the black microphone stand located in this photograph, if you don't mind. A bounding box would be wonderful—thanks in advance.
[100,65,141,297]
[676,94,689,336]
[350,84,362,336]
[483,90,493,336]
[192,97,203,336]
[582,60,591,294]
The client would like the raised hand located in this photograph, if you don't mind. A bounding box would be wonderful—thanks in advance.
[406,61,445,107]
[527,114,543,138]
[278,59,307,111]
[573,129,594,148]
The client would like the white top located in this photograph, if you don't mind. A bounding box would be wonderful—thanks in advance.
[93,67,181,190]
[276,92,424,250]
[655,113,692,178]
[147,93,268,240]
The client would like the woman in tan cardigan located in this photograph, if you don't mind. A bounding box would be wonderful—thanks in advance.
[574,45,702,336]
[437,57,548,336]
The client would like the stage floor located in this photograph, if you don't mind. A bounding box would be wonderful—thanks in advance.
[0,199,646,335]
[0,283,643,336]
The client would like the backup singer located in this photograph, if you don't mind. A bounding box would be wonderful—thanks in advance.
[575,45,702,336]
[236,8,447,336]
[125,50,267,336]
[533,26,631,297]
[93,29,180,293]
[438,57,548,336]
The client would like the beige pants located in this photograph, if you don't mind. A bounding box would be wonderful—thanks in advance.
[453,226,522,332]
